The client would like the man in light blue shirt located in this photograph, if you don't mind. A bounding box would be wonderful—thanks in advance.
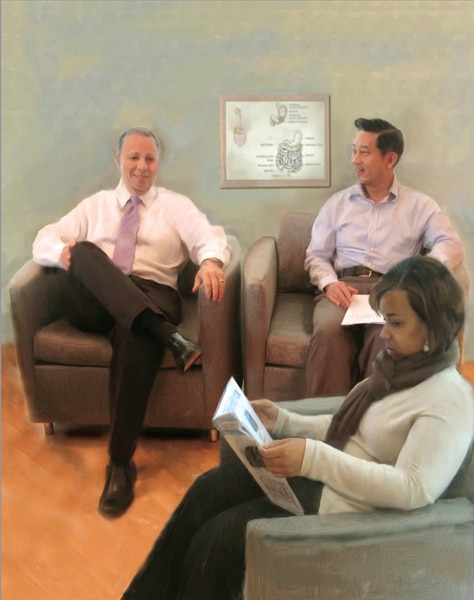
[305,117,464,396]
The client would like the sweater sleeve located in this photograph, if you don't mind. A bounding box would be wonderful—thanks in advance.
[301,381,474,511]
[272,407,332,441]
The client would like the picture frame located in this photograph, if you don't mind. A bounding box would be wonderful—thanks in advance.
[220,94,330,188]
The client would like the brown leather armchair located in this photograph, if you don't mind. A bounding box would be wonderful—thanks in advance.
[9,236,242,440]
[243,211,470,401]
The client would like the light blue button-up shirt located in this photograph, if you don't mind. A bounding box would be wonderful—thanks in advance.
[305,177,464,291]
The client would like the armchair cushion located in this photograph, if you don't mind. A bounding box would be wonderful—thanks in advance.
[34,318,112,367]
[265,293,313,368]
[33,295,201,369]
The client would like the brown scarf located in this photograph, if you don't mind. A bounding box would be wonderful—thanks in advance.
[324,343,460,450]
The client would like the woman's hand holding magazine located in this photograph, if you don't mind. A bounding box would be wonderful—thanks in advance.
[250,399,278,432]
[251,399,306,478]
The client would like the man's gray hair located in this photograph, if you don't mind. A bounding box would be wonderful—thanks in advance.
[116,127,160,156]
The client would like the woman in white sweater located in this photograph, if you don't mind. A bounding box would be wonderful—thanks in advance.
[121,255,473,600]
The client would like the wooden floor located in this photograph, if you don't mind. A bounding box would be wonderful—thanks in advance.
[1,345,220,600]
[2,344,474,600]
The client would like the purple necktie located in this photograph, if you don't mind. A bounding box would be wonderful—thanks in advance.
[113,195,141,274]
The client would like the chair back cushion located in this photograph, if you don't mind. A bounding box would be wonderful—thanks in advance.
[276,211,316,293]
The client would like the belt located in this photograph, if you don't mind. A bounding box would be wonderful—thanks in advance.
[339,266,383,278]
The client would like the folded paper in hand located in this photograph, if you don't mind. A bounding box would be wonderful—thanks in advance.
[213,377,304,515]
[341,294,385,326]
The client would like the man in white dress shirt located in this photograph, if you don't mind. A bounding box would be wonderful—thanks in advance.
[304,117,464,397]
[33,127,231,517]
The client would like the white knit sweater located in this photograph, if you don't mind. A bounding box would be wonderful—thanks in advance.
[272,367,474,515]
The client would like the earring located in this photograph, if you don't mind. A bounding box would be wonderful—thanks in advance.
[423,339,430,353]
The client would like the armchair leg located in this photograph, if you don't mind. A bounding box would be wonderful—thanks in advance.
[44,422,55,435]
[208,428,219,442]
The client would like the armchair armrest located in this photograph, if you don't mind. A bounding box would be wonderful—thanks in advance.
[198,236,242,420]
[243,237,278,399]
[9,261,68,407]
[245,497,474,600]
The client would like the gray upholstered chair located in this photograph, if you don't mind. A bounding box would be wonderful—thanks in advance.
[243,211,316,401]
[9,236,242,440]
[220,397,474,600]
[243,211,470,401]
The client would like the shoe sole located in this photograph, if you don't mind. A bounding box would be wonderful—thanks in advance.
[99,493,134,519]
[183,349,202,372]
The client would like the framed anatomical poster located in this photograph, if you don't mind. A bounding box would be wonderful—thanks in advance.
[219,94,330,188]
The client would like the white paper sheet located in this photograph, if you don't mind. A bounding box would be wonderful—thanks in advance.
[341,294,385,326]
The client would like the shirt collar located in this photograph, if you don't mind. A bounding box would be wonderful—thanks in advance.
[350,175,399,203]
[116,179,157,209]
[388,175,399,200]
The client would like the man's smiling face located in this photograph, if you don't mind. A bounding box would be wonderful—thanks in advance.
[115,133,159,196]
[351,130,395,191]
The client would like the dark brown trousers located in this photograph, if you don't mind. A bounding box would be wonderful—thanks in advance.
[66,241,181,463]
[305,275,385,397]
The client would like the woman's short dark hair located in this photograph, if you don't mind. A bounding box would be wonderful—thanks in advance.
[354,117,404,165]
[369,255,465,354]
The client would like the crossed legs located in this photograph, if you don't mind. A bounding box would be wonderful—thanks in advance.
[65,241,199,516]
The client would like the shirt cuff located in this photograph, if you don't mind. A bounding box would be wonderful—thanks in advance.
[200,257,223,267]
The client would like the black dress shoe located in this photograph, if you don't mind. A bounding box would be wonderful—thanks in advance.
[98,460,137,518]
[168,332,202,372]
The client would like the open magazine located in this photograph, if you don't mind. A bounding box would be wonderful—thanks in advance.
[213,377,304,516]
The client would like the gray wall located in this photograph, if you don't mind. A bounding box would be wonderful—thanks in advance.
[2,0,473,358]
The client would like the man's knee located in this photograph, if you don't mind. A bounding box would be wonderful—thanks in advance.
[312,300,346,337]
[70,240,104,260]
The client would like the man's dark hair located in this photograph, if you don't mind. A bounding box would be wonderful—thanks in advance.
[354,117,404,164]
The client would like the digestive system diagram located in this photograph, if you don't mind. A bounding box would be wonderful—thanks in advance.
[276,130,303,174]
[233,103,304,175]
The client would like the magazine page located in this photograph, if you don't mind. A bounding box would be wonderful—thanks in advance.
[341,294,385,326]
[213,377,304,516]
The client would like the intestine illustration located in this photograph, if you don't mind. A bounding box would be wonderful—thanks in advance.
[276,131,303,174]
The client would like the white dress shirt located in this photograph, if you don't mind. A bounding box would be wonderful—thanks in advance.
[33,180,231,290]
[305,177,465,291]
